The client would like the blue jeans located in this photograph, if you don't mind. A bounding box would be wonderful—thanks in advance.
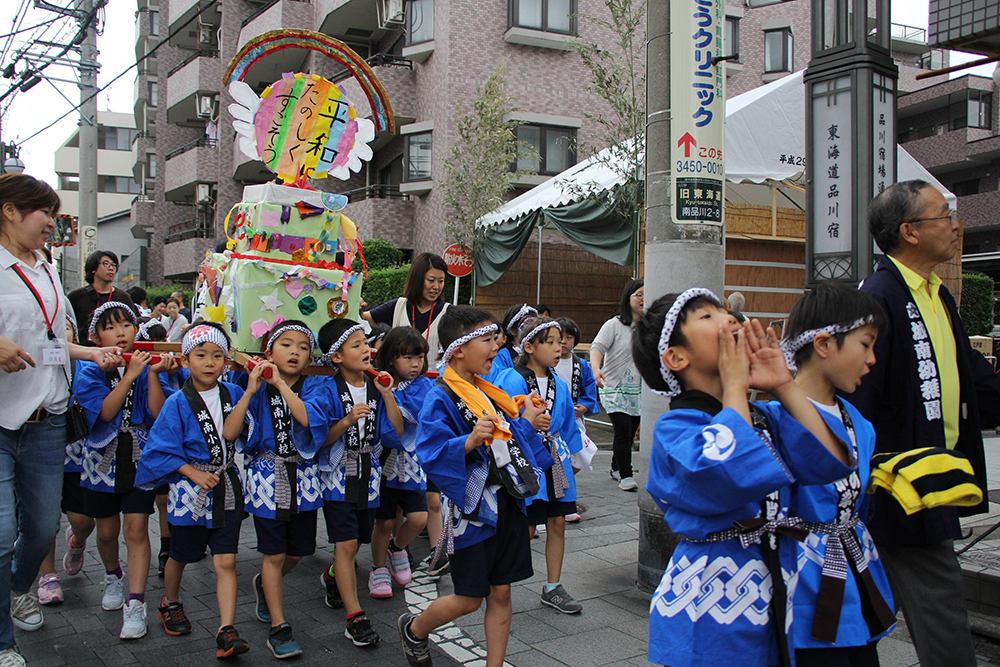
[0,414,65,650]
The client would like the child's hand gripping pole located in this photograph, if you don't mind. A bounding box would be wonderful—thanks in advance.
[244,356,273,379]
[364,368,392,387]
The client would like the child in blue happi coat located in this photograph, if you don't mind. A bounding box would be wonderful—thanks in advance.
[780,284,896,665]
[496,316,584,615]
[298,319,403,648]
[632,289,856,667]
[483,304,537,384]
[74,301,171,640]
[555,317,600,481]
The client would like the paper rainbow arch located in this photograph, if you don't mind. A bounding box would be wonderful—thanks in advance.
[222,29,395,135]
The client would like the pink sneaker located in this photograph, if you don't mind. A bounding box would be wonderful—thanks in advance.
[62,527,85,576]
[368,567,393,599]
[37,574,63,606]
[387,548,412,586]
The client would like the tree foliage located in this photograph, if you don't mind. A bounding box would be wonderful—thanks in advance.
[961,272,995,336]
[354,237,403,272]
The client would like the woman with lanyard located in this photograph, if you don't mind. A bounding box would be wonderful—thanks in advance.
[0,174,118,667]
[590,279,643,493]
[362,253,450,365]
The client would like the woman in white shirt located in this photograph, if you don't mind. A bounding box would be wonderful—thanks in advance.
[0,174,117,665]
[159,297,189,343]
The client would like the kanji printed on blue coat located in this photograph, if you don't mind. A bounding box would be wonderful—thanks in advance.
[385,375,434,491]
[569,354,601,415]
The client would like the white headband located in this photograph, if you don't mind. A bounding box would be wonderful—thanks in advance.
[780,316,875,371]
[513,320,561,356]
[506,305,538,334]
[267,324,316,356]
[135,319,161,342]
[437,323,499,370]
[326,324,364,356]
[657,288,724,397]
[66,314,78,344]
[88,301,137,338]
[182,324,230,357]
[366,331,386,345]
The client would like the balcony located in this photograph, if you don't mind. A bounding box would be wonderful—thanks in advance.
[233,137,272,184]
[168,0,221,51]
[956,190,1000,231]
[134,8,159,61]
[130,195,156,240]
[340,185,414,250]
[164,138,218,202]
[166,49,220,126]
[163,220,216,280]
[133,71,157,128]
[237,0,313,91]
[335,54,416,135]
[900,127,1000,173]
[131,132,155,182]
[315,0,396,44]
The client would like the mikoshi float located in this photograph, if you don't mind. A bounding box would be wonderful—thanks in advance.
[195,29,394,354]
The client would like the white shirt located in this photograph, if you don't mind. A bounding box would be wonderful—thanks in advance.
[590,318,637,387]
[0,245,72,428]
[199,386,226,464]
[348,382,368,436]
[535,375,549,405]
[161,314,189,343]
[809,398,844,423]
[555,357,573,388]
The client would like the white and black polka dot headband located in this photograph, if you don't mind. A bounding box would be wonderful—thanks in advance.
[65,314,78,344]
[366,331,386,346]
[88,301,136,338]
[182,324,230,357]
[657,288,724,397]
[513,320,561,356]
[266,324,316,356]
[780,316,875,371]
[135,319,161,342]
[319,324,364,367]
[437,323,499,370]
[507,305,538,335]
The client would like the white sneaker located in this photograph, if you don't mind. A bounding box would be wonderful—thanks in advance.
[10,591,43,631]
[610,469,621,481]
[0,648,25,666]
[120,599,147,639]
[618,476,638,491]
[102,573,125,611]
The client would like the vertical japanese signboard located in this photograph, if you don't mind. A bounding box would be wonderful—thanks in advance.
[670,0,726,225]
[809,76,853,280]
[872,73,894,201]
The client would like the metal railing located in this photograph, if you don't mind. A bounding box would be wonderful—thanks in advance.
[341,184,410,203]
[165,137,217,161]
[331,54,412,83]
[130,194,155,205]
[167,48,219,77]
[131,131,150,147]
[165,222,214,244]
[891,22,927,43]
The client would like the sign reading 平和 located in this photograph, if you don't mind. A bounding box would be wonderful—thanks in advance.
[670,0,726,226]
[443,244,473,278]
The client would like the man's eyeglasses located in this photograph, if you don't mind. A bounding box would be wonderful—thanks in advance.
[907,210,959,225]
[99,260,117,269]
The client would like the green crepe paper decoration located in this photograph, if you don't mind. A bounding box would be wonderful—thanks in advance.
[298,295,318,316]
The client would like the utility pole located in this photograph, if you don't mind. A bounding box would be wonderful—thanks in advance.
[77,0,99,288]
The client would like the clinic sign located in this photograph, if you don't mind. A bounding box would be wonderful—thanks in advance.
[670,0,726,225]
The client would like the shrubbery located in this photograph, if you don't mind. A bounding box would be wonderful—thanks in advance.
[961,272,995,336]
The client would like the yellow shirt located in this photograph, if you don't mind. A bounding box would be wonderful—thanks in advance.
[889,256,960,448]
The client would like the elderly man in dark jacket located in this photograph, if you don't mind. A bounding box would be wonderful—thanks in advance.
[846,180,1000,667]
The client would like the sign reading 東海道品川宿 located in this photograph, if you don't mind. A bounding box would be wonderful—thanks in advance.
[670,0,726,226]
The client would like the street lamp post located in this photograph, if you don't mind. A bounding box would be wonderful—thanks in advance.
[804,0,897,286]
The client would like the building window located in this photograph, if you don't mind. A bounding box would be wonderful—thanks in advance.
[951,179,980,197]
[950,89,992,131]
[406,0,433,45]
[146,152,157,180]
[515,124,576,176]
[724,17,740,61]
[509,0,575,35]
[150,10,159,36]
[148,81,158,107]
[102,127,140,151]
[379,155,403,186]
[918,48,944,71]
[764,28,793,73]
[404,133,432,182]
[101,176,141,194]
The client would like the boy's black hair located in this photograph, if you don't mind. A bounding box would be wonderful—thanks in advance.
[438,305,497,351]
[89,304,136,339]
[557,317,580,345]
[785,283,888,368]
[151,295,167,308]
[317,318,362,355]
[127,286,147,307]
[260,318,313,353]
[617,279,644,325]
[180,320,231,352]
[535,303,551,317]
[136,316,167,342]
[515,316,559,366]
[632,293,725,393]
[375,326,430,375]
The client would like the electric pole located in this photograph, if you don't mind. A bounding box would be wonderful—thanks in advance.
[77,0,99,288]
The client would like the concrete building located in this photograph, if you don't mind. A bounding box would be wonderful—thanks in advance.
[54,110,149,288]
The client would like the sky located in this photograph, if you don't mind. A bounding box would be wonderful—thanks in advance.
[0,0,995,188]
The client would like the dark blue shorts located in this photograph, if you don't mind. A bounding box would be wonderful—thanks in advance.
[449,488,532,599]
[168,511,242,563]
[322,501,374,545]
[526,499,577,525]
[82,486,156,519]
[425,478,440,494]
[375,483,428,521]
[253,510,318,557]
[62,472,86,515]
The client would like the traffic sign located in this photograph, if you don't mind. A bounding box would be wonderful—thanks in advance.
[443,244,473,277]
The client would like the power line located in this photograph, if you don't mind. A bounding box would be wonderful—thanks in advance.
[0,0,32,67]
[0,15,61,41]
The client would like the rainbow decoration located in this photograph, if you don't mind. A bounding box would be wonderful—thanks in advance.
[223,29,395,135]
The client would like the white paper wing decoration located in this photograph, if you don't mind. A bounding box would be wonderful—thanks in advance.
[228,80,262,160]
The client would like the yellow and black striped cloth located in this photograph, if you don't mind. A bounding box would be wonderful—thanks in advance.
[868,447,983,515]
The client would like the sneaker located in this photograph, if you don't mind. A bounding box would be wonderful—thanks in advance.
[368,567,393,599]
[37,573,63,605]
[344,612,379,647]
[62,526,86,576]
[10,592,42,631]
[565,513,582,523]
[158,597,192,636]
[253,572,271,623]
[610,469,621,481]
[541,584,583,614]
[0,648,25,667]
[157,551,169,577]
[618,476,638,492]
[387,547,412,586]
[120,599,148,639]
[216,625,250,659]
[267,623,303,659]
[397,612,432,667]
[321,570,343,609]
[102,572,125,610]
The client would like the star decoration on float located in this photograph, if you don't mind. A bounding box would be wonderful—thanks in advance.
[259,288,284,314]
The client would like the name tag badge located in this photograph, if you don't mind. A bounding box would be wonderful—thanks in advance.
[42,344,67,367]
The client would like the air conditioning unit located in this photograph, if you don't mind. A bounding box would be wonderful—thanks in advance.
[197,183,213,203]
[378,0,406,28]
[199,27,213,45]
[197,94,215,118]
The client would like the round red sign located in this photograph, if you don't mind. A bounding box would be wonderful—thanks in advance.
[443,243,473,277]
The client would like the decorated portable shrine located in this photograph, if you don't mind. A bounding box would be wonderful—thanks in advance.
[195,29,395,354]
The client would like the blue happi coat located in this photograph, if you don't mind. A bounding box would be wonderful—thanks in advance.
[483,347,514,384]
[240,377,323,519]
[414,381,554,550]
[297,376,403,508]
[385,375,434,491]
[645,390,854,667]
[571,354,600,416]
[495,367,582,504]
[135,381,250,527]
